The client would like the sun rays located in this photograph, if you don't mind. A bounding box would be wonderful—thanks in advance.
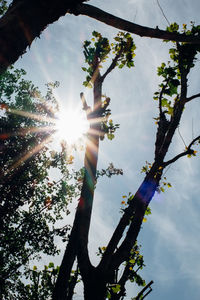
[0,99,90,178]
[55,105,88,145]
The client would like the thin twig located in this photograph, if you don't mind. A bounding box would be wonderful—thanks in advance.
[156,0,170,26]
[135,280,154,300]
[186,92,200,102]
[101,51,122,82]
[178,127,186,148]
[163,135,200,167]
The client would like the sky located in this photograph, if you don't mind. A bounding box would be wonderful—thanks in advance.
[14,0,200,299]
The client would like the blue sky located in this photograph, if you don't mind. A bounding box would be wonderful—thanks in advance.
[14,0,200,299]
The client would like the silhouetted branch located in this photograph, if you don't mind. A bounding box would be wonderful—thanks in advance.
[163,135,200,167]
[72,4,200,44]
[101,51,122,82]
[186,92,200,102]
[156,0,170,26]
[135,280,154,300]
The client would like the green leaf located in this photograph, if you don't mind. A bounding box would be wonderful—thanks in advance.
[161,98,168,107]
[48,262,54,268]
[111,284,121,294]
[160,187,165,193]
[129,259,135,264]
[145,207,151,216]
[167,106,173,115]
[118,64,124,69]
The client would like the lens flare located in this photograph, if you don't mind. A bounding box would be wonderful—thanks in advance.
[55,106,88,144]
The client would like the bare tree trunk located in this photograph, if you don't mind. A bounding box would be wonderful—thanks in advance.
[53,33,196,300]
[82,267,107,300]
[0,0,86,73]
[53,73,102,300]
[0,1,199,73]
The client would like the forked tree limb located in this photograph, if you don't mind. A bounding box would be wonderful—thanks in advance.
[100,49,192,273]
[53,74,102,300]
[101,50,122,83]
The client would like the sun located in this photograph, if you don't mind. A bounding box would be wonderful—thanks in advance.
[55,106,88,145]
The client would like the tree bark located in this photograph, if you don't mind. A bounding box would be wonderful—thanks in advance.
[54,37,194,300]
[1,1,200,73]
[74,4,200,44]
[53,73,102,300]
[83,269,107,300]
[0,0,86,73]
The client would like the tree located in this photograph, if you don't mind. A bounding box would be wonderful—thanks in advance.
[1,1,200,298]
[0,0,200,73]
[52,24,200,299]
[0,67,82,299]
[0,60,149,300]
[53,31,148,300]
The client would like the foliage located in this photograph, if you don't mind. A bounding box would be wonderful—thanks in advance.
[0,0,8,16]
[14,263,59,300]
[82,31,136,88]
[105,243,146,299]
[96,162,123,179]
[2,20,200,300]
[0,67,81,299]
[57,24,200,300]
[82,31,135,141]
[53,30,151,300]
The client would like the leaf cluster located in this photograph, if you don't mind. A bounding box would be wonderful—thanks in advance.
[166,23,200,70]
[96,162,123,179]
[106,243,146,300]
[0,0,8,16]
[98,95,120,141]
[82,31,136,87]
[0,68,81,299]
[14,263,59,300]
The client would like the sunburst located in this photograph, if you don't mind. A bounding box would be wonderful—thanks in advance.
[54,105,89,145]
[0,101,89,177]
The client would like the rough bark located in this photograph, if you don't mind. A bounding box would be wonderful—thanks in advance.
[0,0,86,73]
[1,1,200,73]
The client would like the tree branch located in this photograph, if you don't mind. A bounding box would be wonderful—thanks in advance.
[72,4,200,44]
[186,92,200,102]
[162,135,200,167]
[110,179,157,270]
[97,199,137,272]
[0,0,87,73]
[156,63,188,163]
[98,172,158,273]
[101,51,122,82]
[1,1,200,73]
[54,74,102,300]
[135,280,154,300]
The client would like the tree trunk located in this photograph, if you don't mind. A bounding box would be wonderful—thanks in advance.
[1,1,199,74]
[0,0,86,73]
[53,74,102,300]
[82,268,107,300]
